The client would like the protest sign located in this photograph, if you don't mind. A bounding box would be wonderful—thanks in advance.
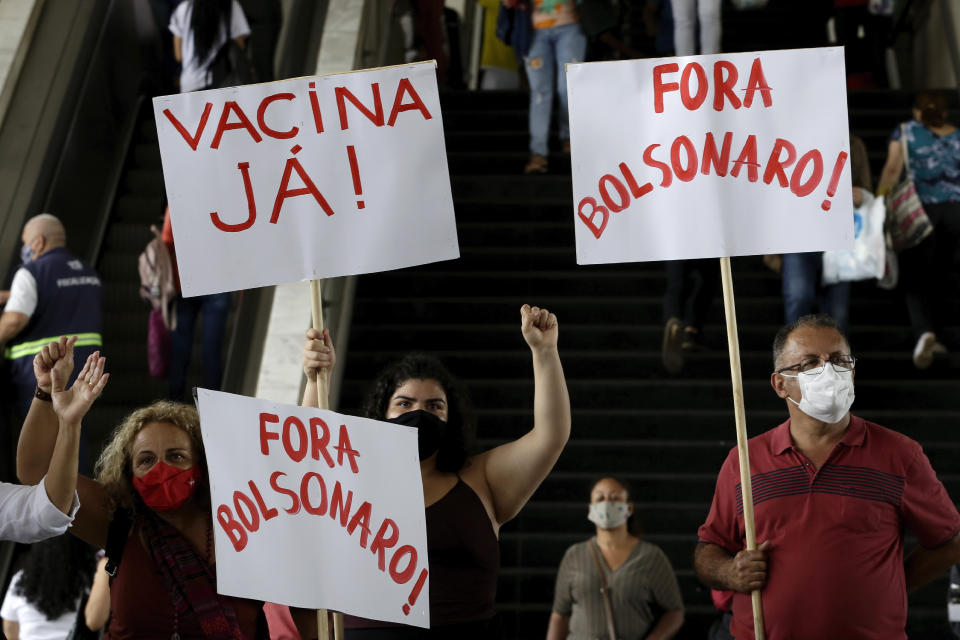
[153,62,459,297]
[196,389,430,628]
[567,47,852,264]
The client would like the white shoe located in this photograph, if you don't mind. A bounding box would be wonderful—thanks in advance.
[913,332,937,369]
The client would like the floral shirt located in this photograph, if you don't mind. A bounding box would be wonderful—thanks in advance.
[891,119,960,204]
[532,0,579,29]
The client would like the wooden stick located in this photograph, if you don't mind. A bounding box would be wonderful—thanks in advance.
[719,257,766,640]
[310,280,344,639]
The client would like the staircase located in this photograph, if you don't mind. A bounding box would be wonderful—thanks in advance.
[337,74,960,640]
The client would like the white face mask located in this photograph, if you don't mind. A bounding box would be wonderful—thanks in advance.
[588,501,630,529]
[782,364,855,423]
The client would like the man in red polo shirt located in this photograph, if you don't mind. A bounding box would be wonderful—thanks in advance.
[695,314,960,639]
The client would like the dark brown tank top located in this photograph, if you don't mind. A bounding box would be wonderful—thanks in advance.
[345,478,500,629]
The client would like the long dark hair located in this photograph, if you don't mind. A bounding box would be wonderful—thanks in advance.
[362,353,474,472]
[189,0,232,63]
[915,91,948,129]
[14,535,98,619]
[590,476,643,536]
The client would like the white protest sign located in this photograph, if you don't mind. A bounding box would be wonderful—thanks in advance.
[196,389,430,627]
[567,47,853,264]
[153,62,458,297]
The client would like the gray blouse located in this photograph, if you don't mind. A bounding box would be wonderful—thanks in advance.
[552,538,683,640]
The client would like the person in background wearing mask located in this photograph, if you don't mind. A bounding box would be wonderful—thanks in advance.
[1,214,102,419]
[546,477,684,640]
[294,304,570,638]
[695,314,960,640]
[17,339,271,639]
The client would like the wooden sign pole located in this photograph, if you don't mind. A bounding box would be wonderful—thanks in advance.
[310,280,343,640]
[719,257,765,640]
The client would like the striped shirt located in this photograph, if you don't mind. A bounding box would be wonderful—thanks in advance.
[553,538,684,639]
[698,415,960,640]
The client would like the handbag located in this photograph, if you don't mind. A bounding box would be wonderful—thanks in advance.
[886,124,934,251]
[495,3,533,58]
[822,190,886,284]
[588,540,618,640]
[147,307,171,378]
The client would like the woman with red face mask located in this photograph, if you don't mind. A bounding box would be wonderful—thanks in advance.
[16,338,274,639]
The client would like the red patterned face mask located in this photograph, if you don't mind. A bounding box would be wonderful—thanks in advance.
[132,461,202,511]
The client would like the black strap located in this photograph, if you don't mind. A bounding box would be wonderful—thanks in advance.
[104,508,133,580]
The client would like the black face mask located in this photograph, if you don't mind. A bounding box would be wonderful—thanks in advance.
[386,410,446,461]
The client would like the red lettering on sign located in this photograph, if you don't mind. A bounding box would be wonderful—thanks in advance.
[217,504,248,551]
[259,412,280,455]
[210,101,263,149]
[163,103,213,151]
[270,471,300,514]
[335,425,360,474]
[336,84,384,130]
[309,417,336,468]
[370,519,399,572]
[387,78,433,126]
[249,479,279,521]
[257,93,299,139]
[653,63,680,114]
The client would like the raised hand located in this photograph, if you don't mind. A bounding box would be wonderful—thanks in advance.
[51,351,108,427]
[302,328,336,379]
[33,336,77,393]
[520,304,559,352]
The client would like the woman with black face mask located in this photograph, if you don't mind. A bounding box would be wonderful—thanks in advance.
[298,304,571,639]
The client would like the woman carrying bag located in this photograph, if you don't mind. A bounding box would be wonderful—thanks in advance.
[877,91,960,369]
[546,477,684,640]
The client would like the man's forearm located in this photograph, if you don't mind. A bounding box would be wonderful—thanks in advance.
[694,542,734,590]
[0,311,28,347]
[905,535,960,592]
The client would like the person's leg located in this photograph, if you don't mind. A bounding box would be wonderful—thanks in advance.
[819,281,851,336]
[553,23,587,145]
[698,0,723,54]
[672,0,697,55]
[686,257,719,337]
[663,261,690,374]
[199,293,231,391]
[169,296,200,401]
[781,252,819,324]
[524,28,555,161]
[663,261,688,323]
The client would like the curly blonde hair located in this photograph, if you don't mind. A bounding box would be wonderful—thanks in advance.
[95,401,207,511]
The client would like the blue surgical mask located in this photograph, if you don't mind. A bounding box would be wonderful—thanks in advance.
[20,244,34,264]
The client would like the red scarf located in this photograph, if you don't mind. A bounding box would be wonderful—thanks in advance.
[139,511,245,639]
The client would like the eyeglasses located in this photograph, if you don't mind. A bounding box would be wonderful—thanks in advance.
[776,355,856,376]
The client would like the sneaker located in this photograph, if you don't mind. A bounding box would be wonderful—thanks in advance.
[913,331,937,369]
[662,317,684,374]
[524,154,548,174]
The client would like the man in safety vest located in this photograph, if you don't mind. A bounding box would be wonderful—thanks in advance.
[0,214,103,418]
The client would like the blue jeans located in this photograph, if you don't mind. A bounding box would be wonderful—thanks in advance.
[168,292,231,401]
[782,252,850,334]
[524,22,586,157]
